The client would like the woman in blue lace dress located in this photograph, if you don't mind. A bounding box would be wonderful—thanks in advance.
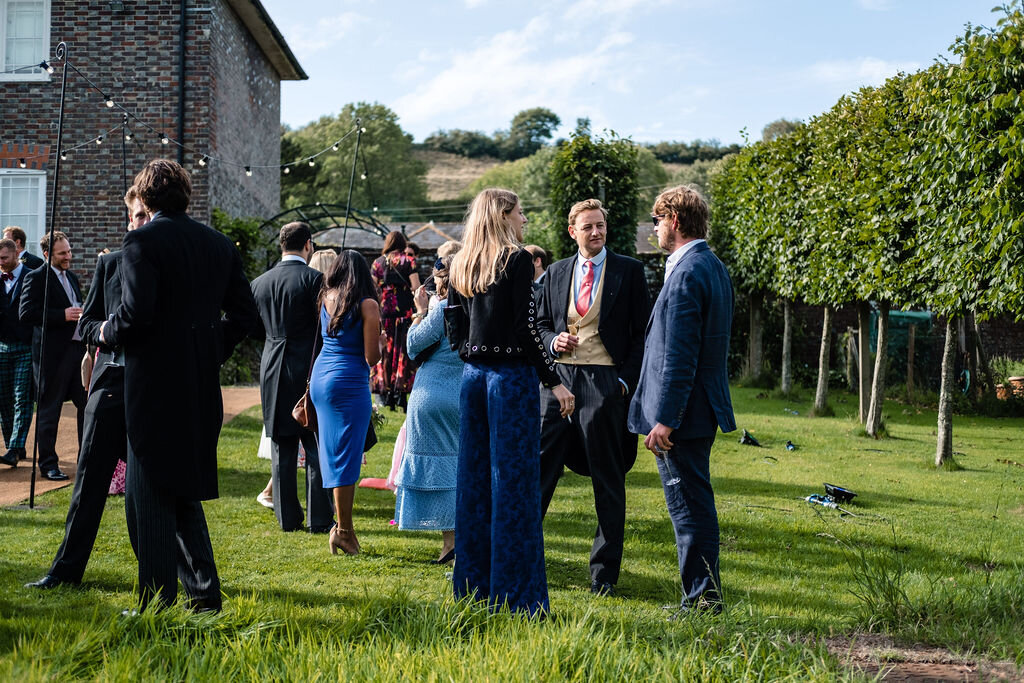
[446,189,575,616]
[310,250,382,555]
[394,256,463,563]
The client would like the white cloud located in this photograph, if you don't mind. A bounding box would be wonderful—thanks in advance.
[280,12,366,60]
[805,57,920,87]
[464,0,487,7]
[563,0,672,21]
[391,14,647,137]
[857,0,893,10]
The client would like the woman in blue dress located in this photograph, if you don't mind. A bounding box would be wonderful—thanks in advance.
[446,189,575,616]
[310,250,382,555]
[394,256,463,563]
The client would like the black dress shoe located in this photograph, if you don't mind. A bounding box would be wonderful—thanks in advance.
[25,575,78,589]
[590,581,615,596]
[0,451,17,467]
[663,599,723,621]
[187,597,222,614]
[307,525,332,534]
[16,447,27,460]
[42,468,69,481]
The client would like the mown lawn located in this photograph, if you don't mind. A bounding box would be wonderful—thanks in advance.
[1,387,1021,680]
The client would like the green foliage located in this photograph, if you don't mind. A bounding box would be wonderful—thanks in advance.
[634,146,669,218]
[669,158,721,193]
[281,102,427,212]
[547,130,640,259]
[211,208,265,386]
[761,118,802,143]
[645,138,742,164]
[422,128,501,158]
[499,107,561,160]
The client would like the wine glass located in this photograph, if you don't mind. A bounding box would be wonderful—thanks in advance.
[567,321,580,361]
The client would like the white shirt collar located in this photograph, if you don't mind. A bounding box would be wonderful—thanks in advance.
[576,246,607,268]
[664,239,705,282]
[11,262,23,279]
[281,254,306,264]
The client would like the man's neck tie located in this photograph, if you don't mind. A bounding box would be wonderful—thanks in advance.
[576,259,594,317]
[59,271,82,340]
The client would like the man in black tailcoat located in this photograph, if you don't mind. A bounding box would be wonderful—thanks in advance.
[100,159,258,611]
[250,221,332,533]
[26,187,149,589]
[0,237,35,468]
[18,231,86,481]
[536,198,651,597]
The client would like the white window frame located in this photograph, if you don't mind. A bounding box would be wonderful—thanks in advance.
[0,168,47,256]
[0,0,50,82]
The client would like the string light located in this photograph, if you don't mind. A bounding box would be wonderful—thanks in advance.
[332,143,339,151]
[198,155,208,166]
[282,166,290,174]
[104,94,114,108]
[160,132,170,145]
[360,172,367,179]
[245,166,252,177]
[124,131,132,141]
[361,127,367,133]
[18,158,27,168]
[96,135,103,144]
[60,151,67,160]
[308,160,315,167]
[39,60,54,74]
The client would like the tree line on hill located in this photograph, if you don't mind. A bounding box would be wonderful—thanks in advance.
[706,4,1024,468]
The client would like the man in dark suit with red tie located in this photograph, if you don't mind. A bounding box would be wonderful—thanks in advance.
[0,237,36,468]
[250,221,332,533]
[101,159,258,611]
[18,231,86,481]
[536,198,651,597]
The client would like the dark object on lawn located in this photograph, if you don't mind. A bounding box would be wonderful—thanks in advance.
[739,429,762,447]
[785,440,796,451]
[824,483,857,504]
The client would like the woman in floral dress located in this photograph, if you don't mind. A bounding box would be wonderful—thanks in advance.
[371,231,420,409]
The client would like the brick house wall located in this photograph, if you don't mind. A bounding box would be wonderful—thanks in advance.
[0,0,296,287]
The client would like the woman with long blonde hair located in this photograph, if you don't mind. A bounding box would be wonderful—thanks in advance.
[446,188,574,616]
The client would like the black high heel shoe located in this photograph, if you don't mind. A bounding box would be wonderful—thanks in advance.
[431,548,455,565]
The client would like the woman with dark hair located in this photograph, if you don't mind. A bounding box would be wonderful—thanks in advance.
[446,188,574,615]
[310,250,382,555]
[371,230,420,409]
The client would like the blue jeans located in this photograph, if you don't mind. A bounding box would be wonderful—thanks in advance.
[655,434,721,607]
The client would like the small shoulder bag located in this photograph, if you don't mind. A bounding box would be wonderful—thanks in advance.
[291,314,322,430]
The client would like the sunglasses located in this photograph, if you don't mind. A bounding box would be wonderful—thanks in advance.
[651,214,667,226]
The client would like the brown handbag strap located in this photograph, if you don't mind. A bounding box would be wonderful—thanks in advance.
[306,309,322,382]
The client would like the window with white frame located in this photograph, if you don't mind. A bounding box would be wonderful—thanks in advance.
[0,0,50,81]
[0,169,46,256]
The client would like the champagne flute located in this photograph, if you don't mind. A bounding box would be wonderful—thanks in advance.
[567,321,580,361]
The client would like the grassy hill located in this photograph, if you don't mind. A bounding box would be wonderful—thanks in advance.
[412,149,501,202]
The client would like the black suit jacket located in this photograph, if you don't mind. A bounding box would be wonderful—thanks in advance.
[104,212,258,500]
[20,251,44,270]
[536,249,651,392]
[0,266,34,345]
[19,264,85,387]
[250,259,322,438]
[79,251,124,391]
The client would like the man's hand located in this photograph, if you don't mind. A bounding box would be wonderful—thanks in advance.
[644,422,675,456]
[99,320,108,344]
[64,306,83,322]
[552,331,579,354]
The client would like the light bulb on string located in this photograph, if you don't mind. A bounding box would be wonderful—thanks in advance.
[39,60,54,74]
[124,131,132,141]
[373,206,379,212]
[245,166,252,177]
[104,95,114,108]
[160,133,170,145]
[96,135,103,144]
[332,143,339,151]
[308,159,315,167]
[198,155,208,167]
[361,127,367,133]
[18,158,27,168]
[282,166,290,174]
[60,151,67,160]
[360,173,367,180]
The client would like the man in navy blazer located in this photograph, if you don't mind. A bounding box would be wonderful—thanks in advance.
[628,185,735,615]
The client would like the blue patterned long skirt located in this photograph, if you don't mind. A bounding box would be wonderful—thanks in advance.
[453,360,549,616]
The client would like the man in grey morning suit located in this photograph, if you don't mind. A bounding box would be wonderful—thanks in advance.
[537,198,650,597]
[27,187,149,589]
[101,160,258,611]
[628,185,736,615]
[250,221,333,533]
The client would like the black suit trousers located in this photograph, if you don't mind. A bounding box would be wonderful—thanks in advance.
[48,367,126,582]
[539,364,627,585]
[270,431,333,531]
[125,446,220,610]
[34,340,86,471]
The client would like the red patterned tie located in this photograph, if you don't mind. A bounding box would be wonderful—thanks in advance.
[576,259,594,317]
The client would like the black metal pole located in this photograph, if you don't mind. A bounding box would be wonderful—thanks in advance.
[342,119,363,250]
[121,113,129,225]
[30,41,70,509]
[177,0,186,165]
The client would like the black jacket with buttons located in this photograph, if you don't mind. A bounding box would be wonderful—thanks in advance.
[445,248,561,388]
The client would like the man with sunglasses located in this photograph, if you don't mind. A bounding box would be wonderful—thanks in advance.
[629,185,736,617]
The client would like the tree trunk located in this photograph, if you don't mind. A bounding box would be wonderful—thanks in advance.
[972,319,995,397]
[845,329,855,391]
[813,305,833,416]
[906,324,916,402]
[748,293,764,379]
[866,301,890,437]
[964,312,979,402]
[780,299,793,394]
[857,301,872,424]
[935,317,958,468]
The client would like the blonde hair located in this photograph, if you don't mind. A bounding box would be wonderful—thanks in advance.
[567,198,608,226]
[307,249,337,273]
[450,188,521,296]
[436,240,462,259]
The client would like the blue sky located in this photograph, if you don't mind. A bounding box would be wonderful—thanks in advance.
[260,0,999,145]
